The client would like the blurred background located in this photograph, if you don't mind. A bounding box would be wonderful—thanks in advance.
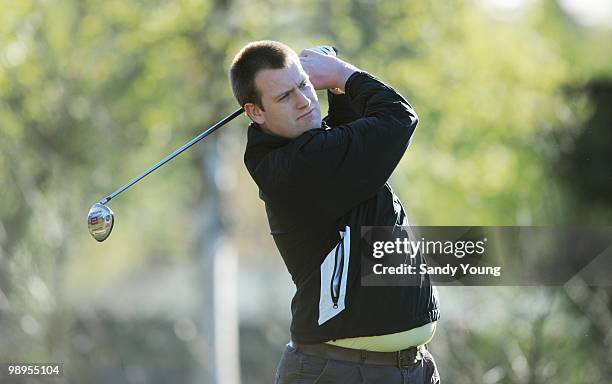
[1,0,611,383]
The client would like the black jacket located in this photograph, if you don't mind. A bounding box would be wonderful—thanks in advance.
[244,71,439,343]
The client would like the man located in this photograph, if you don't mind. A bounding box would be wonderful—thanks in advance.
[229,40,440,383]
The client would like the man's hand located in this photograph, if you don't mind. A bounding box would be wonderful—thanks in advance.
[299,49,358,94]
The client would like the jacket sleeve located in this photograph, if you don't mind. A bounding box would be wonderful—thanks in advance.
[323,90,361,127]
[291,71,419,221]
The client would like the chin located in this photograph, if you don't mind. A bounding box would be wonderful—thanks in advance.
[307,121,322,130]
[308,114,322,129]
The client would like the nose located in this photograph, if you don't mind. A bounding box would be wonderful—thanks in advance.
[294,89,311,109]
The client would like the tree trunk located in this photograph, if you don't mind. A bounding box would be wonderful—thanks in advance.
[196,137,241,384]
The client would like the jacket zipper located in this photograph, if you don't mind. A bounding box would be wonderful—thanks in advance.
[330,235,345,309]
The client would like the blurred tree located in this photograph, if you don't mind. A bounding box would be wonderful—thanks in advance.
[554,79,612,219]
[1,0,245,382]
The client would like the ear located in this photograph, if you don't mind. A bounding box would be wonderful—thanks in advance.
[244,103,265,125]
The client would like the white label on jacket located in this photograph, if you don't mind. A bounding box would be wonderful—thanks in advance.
[318,226,351,325]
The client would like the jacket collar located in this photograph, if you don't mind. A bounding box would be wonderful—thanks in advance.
[246,122,291,152]
[244,122,291,176]
[244,121,330,175]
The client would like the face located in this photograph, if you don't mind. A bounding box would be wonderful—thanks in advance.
[244,56,321,139]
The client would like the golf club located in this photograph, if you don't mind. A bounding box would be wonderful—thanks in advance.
[87,108,243,242]
[87,45,338,242]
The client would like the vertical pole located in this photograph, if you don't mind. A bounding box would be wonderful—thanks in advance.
[196,135,241,384]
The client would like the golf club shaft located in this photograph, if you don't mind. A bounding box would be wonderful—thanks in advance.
[99,108,244,205]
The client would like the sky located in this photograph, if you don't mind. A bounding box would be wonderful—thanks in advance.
[480,0,612,28]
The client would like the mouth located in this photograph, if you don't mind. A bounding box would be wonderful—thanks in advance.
[297,109,314,121]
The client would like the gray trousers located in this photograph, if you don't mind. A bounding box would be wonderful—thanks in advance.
[274,343,440,384]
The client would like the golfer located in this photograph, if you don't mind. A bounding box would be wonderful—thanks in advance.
[229,41,440,383]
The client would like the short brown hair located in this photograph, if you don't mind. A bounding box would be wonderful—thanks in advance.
[229,40,297,109]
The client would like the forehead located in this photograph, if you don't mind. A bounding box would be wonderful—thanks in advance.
[254,58,306,99]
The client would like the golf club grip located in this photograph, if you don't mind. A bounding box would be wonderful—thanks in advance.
[309,46,338,56]
[100,107,244,205]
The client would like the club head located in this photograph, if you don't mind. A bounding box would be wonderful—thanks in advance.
[87,203,114,242]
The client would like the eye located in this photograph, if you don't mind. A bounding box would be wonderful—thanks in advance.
[299,81,308,89]
[278,94,289,101]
